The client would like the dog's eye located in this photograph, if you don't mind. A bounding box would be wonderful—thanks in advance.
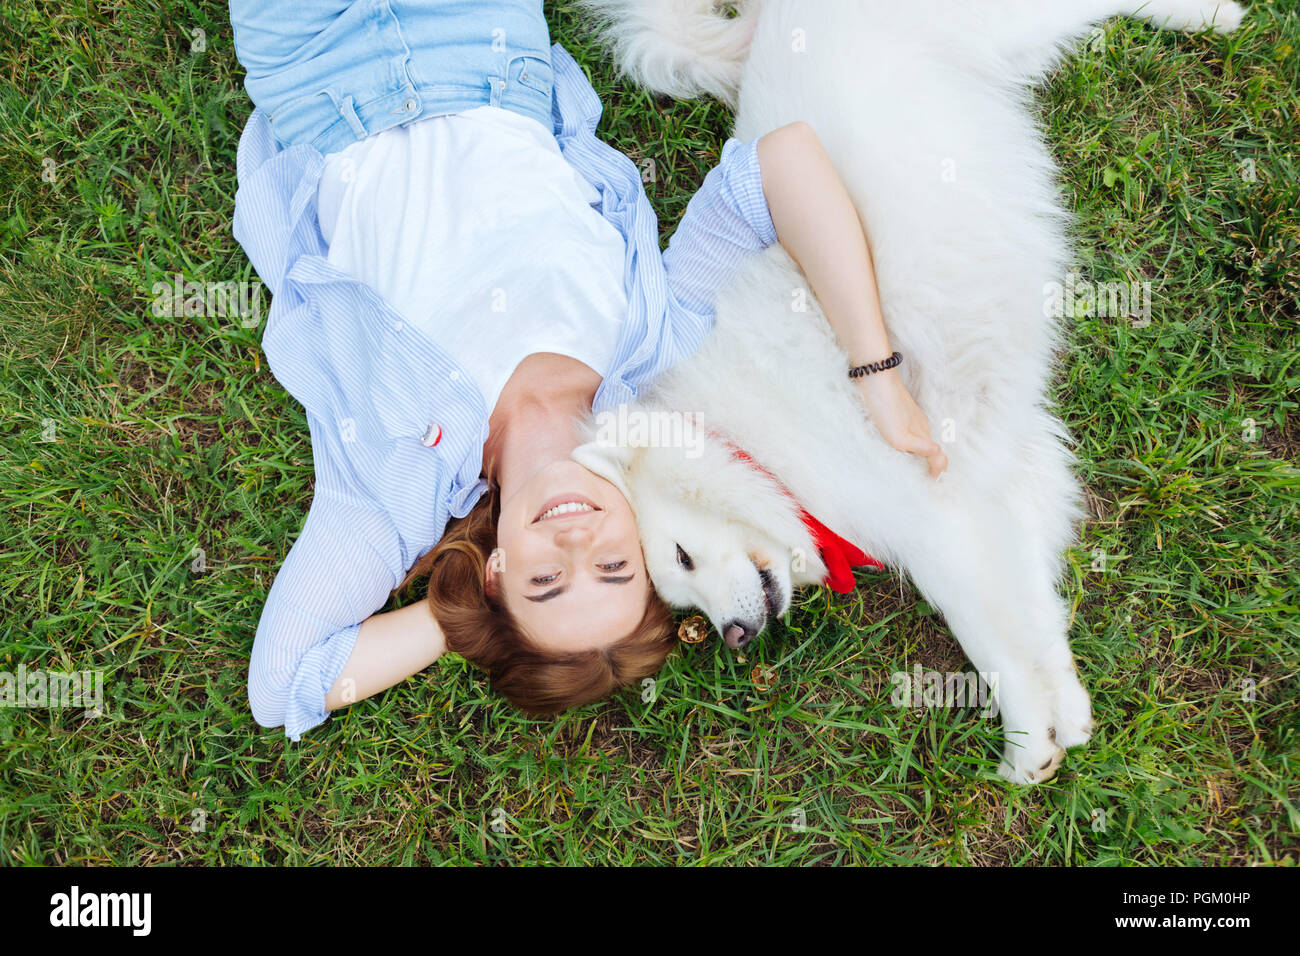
[676,544,694,572]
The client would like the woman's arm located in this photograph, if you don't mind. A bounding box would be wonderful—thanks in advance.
[322,600,445,710]
[248,487,416,739]
[756,122,948,478]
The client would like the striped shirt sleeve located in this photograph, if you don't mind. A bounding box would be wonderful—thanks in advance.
[661,136,778,316]
[247,480,405,741]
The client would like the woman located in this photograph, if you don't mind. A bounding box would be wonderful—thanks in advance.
[230,0,945,741]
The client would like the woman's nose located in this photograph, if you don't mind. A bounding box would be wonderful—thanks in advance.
[552,522,594,547]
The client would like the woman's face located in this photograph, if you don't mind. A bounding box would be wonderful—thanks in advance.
[490,459,649,652]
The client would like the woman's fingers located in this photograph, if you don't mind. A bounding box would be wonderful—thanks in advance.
[899,429,936,457]
[867,394,948,479]
[928,445,949,478]
[901,430,947,478]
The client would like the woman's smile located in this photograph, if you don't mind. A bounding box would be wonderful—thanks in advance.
[532,495,602,524]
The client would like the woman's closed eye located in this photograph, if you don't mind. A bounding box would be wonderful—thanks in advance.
[531,561,627,586]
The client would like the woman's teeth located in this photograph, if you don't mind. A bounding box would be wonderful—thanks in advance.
[537,501,596,521]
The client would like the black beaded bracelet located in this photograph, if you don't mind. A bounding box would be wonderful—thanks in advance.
[848,350,902,379]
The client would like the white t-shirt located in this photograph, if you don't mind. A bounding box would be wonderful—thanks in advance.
[315,105,629,412]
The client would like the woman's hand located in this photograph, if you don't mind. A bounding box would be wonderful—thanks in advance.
[855,368,948,478]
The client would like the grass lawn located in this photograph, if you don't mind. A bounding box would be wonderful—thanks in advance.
[0,1,1296,866]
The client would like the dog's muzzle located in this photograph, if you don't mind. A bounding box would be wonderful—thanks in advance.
[720,567,782,649]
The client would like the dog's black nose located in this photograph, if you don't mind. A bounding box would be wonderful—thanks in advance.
[722,620,758,650]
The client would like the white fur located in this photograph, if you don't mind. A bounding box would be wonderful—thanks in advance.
[574,0,1245,783]
[577,0,761,108]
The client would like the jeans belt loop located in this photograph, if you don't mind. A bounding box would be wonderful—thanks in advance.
[338,94,368,141]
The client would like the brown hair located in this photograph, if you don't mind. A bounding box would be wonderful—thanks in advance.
[400,486,677,715]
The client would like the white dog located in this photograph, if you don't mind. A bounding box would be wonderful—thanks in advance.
[573,0,1245,783]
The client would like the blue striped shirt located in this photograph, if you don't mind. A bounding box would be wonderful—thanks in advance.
[234,43,777,740]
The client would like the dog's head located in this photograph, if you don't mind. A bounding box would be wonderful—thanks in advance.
[573,420,825,649]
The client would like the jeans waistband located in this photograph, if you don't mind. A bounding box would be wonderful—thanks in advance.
[232,1,555,156]
[306,58,554,157]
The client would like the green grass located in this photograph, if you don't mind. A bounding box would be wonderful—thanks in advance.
[0,0,1296,866]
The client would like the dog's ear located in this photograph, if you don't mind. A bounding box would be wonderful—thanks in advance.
[571,438,634,501]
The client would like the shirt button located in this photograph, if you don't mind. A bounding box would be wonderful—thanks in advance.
[449,370,460,382]
[393,320,403,331]
[404,98,417,112]
[421,423,442,447]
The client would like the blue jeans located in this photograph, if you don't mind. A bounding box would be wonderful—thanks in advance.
[229,1,554,156]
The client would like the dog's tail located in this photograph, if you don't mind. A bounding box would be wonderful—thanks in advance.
[574,0,760,107]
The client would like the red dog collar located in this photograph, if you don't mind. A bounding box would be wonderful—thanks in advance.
[705,429,884,592]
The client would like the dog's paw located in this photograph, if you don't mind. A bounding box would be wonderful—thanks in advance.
[1196,1,1245,33]
[997,735,1066,785]
[1144,1,1246,34]
[1051,676,1094,749]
